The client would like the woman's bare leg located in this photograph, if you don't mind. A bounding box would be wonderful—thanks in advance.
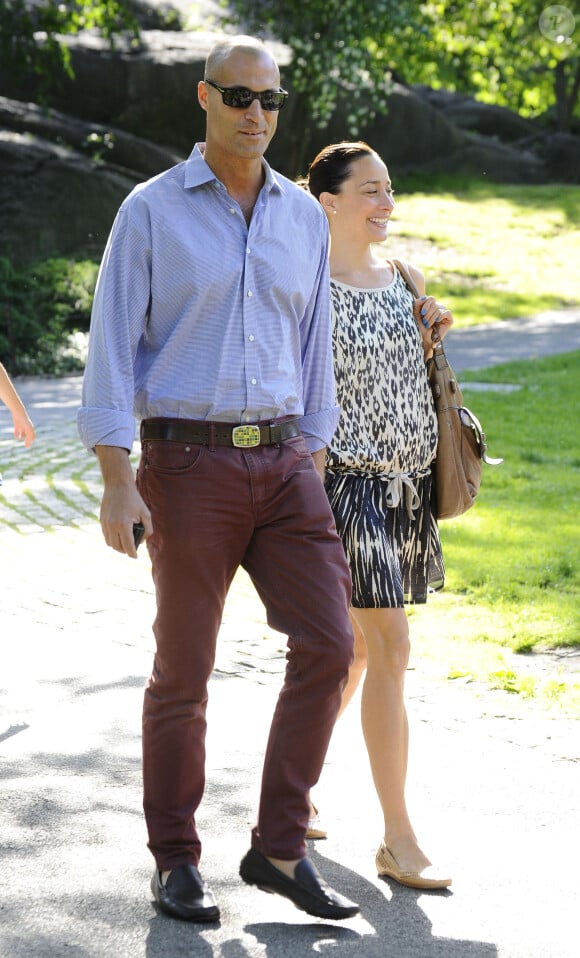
[351,606,432,873]
[308,614,367,824]
[337,611,368,716]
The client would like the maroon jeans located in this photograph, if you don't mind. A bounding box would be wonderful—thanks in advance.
[136,431,353,870]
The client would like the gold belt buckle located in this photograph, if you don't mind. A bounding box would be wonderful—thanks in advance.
[232,424,261,448]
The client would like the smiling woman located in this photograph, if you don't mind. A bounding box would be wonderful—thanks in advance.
[306,140,454,888]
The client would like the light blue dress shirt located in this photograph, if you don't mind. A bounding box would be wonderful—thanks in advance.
[78,144,339,453]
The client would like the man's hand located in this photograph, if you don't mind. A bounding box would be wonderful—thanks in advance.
[96,445,152,557]
[310,447,327,483]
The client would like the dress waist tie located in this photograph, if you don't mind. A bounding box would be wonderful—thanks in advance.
[384,473,421,518]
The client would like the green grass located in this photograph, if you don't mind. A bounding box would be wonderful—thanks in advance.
[386,181,580,325]
[386,182,580,714]
[408,351,580,715]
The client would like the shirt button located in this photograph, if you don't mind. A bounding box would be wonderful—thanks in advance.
[251,378,257,385]
[229,207,235,214]
[247,290,253,298]
[247,247,251,255]
[249,334,255,342]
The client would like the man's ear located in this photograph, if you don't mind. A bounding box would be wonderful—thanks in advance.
[198,80,208,112]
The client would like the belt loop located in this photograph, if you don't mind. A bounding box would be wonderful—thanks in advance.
[208,422,216,452]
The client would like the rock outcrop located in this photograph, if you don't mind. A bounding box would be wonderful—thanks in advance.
[0,97,184,263]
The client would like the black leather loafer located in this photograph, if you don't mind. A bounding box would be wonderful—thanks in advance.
[239,848,359,920]
[151,864,220,922]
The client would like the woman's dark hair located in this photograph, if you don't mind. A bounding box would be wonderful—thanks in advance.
[307,141,375,199]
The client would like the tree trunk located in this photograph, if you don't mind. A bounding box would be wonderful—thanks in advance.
[554,58,580,132]
[284,93,313,178]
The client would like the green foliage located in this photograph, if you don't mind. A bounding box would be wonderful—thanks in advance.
[488,670,536,697]
[379,0,579,130]
[0,256,97,375]
[83,130,116,163]
[222,0,579,164]
[0,0,139,100]
[223,0,404,170]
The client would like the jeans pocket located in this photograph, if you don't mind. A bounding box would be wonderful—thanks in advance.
[142,440,206,476]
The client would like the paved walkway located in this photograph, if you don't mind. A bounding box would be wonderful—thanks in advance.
[1,314,579,957]
[444,307,580,372]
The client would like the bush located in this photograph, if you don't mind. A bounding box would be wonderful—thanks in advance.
[0,256,98,375]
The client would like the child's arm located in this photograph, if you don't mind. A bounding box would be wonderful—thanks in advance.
[0,363,36,447]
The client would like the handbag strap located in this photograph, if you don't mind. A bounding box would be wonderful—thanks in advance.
[391,258,421,299]
[392,257,441,346]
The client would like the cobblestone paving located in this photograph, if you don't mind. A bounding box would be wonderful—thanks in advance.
[0,376,100,534]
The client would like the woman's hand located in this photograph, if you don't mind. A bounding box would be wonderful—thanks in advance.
[405,265,454,358]
[412,295,454,357]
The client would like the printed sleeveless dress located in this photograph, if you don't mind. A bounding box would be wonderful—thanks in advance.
[325,265,445,606]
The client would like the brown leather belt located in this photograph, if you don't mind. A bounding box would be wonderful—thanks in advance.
[140,417,301,448]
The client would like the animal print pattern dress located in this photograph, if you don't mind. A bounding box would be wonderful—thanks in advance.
[325,264,445,606]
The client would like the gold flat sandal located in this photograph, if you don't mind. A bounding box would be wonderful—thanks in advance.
[305,805,327,840]
[376,842,452,889]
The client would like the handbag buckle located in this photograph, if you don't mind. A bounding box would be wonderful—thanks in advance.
[459,407,503,465]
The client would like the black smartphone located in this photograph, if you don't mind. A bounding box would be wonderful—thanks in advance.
[133,522,145,549]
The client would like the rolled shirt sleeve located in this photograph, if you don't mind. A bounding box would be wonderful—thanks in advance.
[78,199,152,451]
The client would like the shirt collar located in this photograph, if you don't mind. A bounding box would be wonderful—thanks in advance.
[184,143,284,195]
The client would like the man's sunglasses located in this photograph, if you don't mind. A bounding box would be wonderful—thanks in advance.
[205,78,288,112]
